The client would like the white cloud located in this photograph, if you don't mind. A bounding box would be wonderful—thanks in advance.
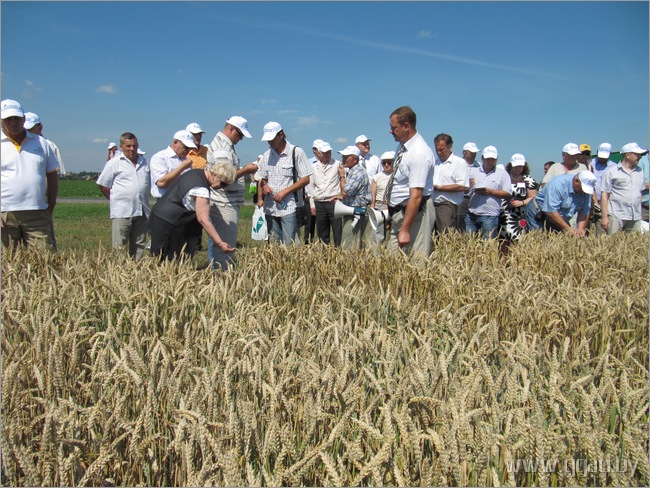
[261,99,278,106]
[418,30,433,39]
[22,80,42,99]
[93,138,108,144]
[96,85,117,94]
[335,137,348,144]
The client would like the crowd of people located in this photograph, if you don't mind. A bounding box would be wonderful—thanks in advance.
[2,98,648,268]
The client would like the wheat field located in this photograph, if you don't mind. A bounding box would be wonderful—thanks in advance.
[1,231,648,486]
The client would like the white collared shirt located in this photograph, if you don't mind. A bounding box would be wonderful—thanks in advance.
[310,158,341,204]
[207,131,245,206]
[97,154,151,219]
[388,131,435,207]
[149,146,189,199]
[432,153,468,205]
[1,130,59,212]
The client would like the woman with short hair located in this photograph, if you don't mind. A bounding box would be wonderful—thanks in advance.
[149,159,237,261]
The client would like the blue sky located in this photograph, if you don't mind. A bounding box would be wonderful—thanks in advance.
[2,1,648,182]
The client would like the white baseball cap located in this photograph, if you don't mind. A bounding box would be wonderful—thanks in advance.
[578,170,596,195]
[380,150,396,161]
[23,112,41,129]
[226,116,252,138]
[562,143,581,156]
[510,153,526,167]
[173,129,198,149]
[355,135,370,144]
[1,99,24,119]
[463,142,480,153]
[482,145,498,159]
[338,146,361,157]
[185,122,205,134]
[108,142,117,149]
[620,142,648,155]
[317,141,332,153]
[597,143,612,159]
[261,121,282,141]
[312,139,324,149]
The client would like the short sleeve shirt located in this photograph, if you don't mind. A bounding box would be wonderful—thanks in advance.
[388,131,435,207]
[432,153,468,205]
[535,173,591,221]
[149,146,188,199]
[206,132,245,206]
[467,165,512,216]
[342,163,371,207]
[96,154,151,219]
[1,130,59,212]
[258,142,313,217]
[601,164,645,220]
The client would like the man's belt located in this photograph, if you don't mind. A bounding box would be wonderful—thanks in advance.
[388,195,430,216]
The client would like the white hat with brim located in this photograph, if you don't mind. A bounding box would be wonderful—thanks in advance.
[621,142,648,155]
[1,99,24,119]
[355,135,370,144]
[482,145,498,159]
[338,146,361,157]
[463,142,480,153]
[174,129,198,149]
[597,143,612,159]
[261,121,282,141]
[578,170,596,195]
[562,143,581,156]
[380,151,396,161]
[186,122,205,134]
[23,112,41,130]
[317,141,332,153]
[510,153,526,167]
[108,142,117,149]
[226,116,252,138]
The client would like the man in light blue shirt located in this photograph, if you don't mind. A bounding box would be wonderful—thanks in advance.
[525,171,596,237]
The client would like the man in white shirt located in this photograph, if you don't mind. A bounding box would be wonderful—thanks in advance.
[540,143,588,187]
[24,112,66,175]
[385,106,435,261]
[431,133,468,233]
[97,132,150,261]
[1,99,59,250]
[309,140,342,246]
[457,142,481,230]
[205,116,258,270]
[355,135,381,179]
[149,130,197,199]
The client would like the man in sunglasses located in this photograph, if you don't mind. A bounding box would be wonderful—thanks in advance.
[205,116,259,271]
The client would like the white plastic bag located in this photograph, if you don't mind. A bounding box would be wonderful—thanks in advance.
[251,206,268,241]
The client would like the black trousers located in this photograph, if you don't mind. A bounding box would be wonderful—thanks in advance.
[315,200,342,246]
[150,213,201,261]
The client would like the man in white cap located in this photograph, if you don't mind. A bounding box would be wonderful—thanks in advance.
[258,121,313,245]
[457,142,481,230]
[185,122,208,169]
[432,133,469,233]
[525,171,597,237]
[301,139,324,244]
[540,143,589,188]
[204,116,258,270]
[24,112,65,175]
[308,140,342,246]
[465,145,511,238]
[588,142,617,232]
[107,142,118,161]
[355,135,381,179]
[149,129,197,200]
[1,99,60,250]
[97,132,150,261]
[336,145,372,249]
[600,143,648,235]
[370,150,395,244]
